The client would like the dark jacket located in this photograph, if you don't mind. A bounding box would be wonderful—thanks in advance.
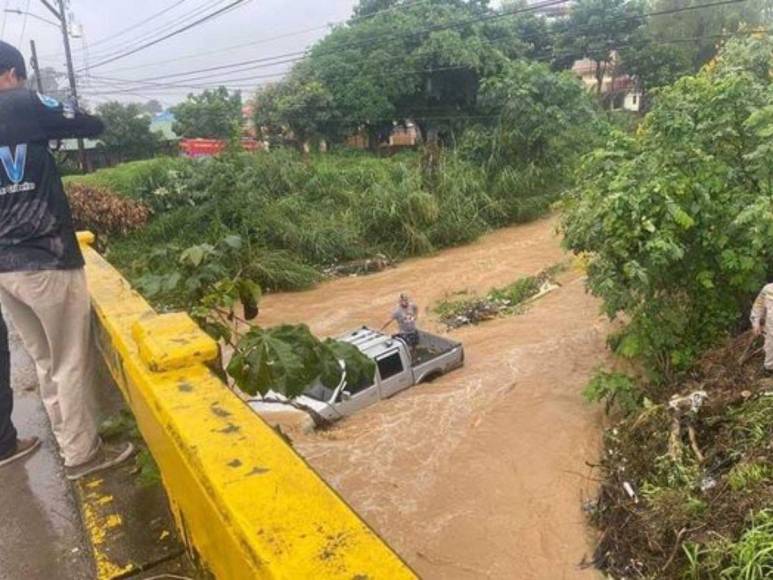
[0,88,103,272]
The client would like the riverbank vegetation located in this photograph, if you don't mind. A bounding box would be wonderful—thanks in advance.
[563,37,773,579]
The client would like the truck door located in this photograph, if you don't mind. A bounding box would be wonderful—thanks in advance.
[376,348,413,398]
[332,370,380,417]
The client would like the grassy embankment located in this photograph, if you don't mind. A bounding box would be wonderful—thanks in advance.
[66,149,563,298]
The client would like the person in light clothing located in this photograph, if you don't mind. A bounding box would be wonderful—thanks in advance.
[0,41,133,478]
[381,293,420,352]
[750,282,773,372]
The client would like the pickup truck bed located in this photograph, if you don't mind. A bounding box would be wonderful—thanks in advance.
[411,331,464,381]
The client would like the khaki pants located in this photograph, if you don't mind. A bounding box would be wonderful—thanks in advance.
[0,269,99,466]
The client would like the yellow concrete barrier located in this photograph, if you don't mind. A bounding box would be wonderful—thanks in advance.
[80,236,416,579]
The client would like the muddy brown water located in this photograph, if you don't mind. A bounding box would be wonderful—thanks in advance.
[259,216,610,579]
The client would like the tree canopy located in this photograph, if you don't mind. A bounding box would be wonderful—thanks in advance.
[171,87,243,139]
[252,0,556,145]
[555,0,645,94]
[235,0,773,146]
[96,102,160,162]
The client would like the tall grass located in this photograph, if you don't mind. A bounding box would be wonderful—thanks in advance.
[75,148,565,292]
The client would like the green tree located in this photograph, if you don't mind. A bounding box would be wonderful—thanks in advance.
[561,36,773,380]
[171,87,243,139]
[615,0,772,109]
[288,0,541,144]
[253,66,337,149]
[140,99,164,115]
[555,0,645,94]
[352,0,398,18]
[96,102,160,162]
[459,59,601,220]
[646,0,772,71]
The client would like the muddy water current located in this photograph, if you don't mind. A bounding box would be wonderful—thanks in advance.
[259,216,609,579]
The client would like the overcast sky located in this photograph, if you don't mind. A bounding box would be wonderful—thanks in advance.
[0,0,361,107]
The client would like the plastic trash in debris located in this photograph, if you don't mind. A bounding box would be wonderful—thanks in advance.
[700,476,717,492]
[623,481,638,503]
[669,390,708,414]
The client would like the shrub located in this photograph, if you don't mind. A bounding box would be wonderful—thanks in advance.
[65,183,151,237]
[64,157,189,199]
[727,461,773,492]
[582,370,643,416]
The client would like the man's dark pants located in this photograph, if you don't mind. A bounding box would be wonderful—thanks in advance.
[0,307,17,456]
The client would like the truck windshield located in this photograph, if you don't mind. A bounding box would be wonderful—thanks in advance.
[303,380,336,403]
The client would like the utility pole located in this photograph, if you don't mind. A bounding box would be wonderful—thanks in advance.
[38,0,86,170]
[29,40,44,93]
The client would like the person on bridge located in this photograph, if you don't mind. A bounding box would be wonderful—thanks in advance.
[0,42,133,478]
[381,293,421,352]
[751,282,773,372]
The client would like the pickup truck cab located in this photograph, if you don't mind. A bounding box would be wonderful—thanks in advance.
[249,327,464,432]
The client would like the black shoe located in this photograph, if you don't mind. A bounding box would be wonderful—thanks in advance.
[0,437,41,468]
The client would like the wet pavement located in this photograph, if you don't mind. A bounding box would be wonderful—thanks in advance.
[0,326,93,580]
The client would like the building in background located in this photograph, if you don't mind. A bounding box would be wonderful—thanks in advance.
[572,56,642,112]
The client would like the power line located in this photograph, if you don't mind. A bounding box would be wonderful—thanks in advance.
[80,0,434,72]
[94,26,326,76]
[78,0,192,51]
[85,63,481,93]
[37,0,207,60]
[76,0,233,63]
[79,0,252,71]
[84,0,749,93]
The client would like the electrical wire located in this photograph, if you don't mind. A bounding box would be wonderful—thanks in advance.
[83,0,434,68]
[79,0,252,71]
[38,0,210,60]
[78,0,192,51]
[74,0,235,64]
[96,25,327,76]
[1,0,10,38]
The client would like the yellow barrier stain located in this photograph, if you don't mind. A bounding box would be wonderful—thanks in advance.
[80,235,416,579]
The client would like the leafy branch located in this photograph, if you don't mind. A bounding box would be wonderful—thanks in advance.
[135,234,375,398]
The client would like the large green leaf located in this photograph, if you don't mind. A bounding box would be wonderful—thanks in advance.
[227,325,376,399]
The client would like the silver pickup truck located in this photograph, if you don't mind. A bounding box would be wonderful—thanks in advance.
[248,327,464,431]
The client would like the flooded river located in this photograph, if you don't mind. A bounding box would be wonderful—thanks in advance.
[259,216,609,579]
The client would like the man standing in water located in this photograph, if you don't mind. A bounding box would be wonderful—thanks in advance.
[0,41,133,477]
[381,293,420,353]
